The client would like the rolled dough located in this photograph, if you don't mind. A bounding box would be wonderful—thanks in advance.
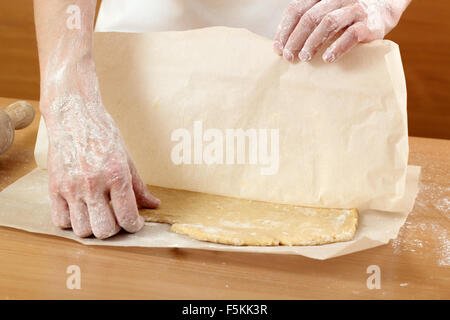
[140,185,358,246]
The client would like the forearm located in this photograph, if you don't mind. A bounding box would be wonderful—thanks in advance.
[34,0,98,117]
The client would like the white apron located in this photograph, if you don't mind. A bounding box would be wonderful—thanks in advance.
[95,0,292,38]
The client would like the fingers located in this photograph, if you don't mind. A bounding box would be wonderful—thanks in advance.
[59,179,141,239]
[300,4,366,61]
[273,0,319,55]
[110,176,144,233]
[86,196,121,239]
[51,159,150,238]
[128,158,160,209]
[283,0,346,61]
[49,193,71,228]
[323,21,369,62]
[67,199,93,237]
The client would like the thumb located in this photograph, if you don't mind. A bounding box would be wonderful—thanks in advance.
[128,158,160,209]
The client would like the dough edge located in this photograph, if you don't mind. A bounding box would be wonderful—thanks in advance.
[140,185,359,247]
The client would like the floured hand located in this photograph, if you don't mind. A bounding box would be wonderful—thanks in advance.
[34,0,160,239]
[41,60,160,239]
[273,0,411,62]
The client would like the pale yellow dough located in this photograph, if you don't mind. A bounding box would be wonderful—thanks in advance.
[140,186,358,246]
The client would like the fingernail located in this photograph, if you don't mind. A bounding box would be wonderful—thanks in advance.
[323,50,336,63]
[299,49,312,62]
[283,49,294,62]
[273,41,283,55]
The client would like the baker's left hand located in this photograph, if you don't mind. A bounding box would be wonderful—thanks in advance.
[273,0,411,63]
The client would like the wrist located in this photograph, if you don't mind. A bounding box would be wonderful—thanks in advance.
[40,50,95,88]
[40,56,102,117]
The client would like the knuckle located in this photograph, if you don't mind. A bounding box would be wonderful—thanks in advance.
[60,178,76,195]
[83,175,100,193]
[300,11,315,26]
[51,212,71,228]
[348,24,363,41]
[87,207,114,239]
[323,13,338,30]
[108,170,132,192]
[107,159,127,180]
[110,174,129,190]
[118,213,142,232]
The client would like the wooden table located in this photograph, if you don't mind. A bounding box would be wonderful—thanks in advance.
[0,97,448,299]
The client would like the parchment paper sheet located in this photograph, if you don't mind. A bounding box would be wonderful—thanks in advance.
[38,28,410,212]
[0,167,420,260]
[0,27,421,259]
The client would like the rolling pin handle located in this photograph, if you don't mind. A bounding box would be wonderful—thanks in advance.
[5,101,35,130]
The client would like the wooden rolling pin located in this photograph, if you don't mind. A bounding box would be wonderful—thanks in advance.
[0,101,35,155]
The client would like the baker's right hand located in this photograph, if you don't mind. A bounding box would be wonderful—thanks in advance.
[40,61,160,239]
